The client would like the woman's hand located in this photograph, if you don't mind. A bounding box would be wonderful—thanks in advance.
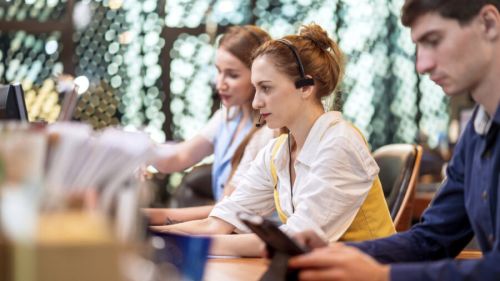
[143,208,178,226]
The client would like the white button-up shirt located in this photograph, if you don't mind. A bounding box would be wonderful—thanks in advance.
[209,111,379,242]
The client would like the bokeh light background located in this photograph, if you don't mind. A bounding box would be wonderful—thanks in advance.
[0,0,448,149]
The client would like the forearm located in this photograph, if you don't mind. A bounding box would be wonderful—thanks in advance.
[389,253,500,281]
[210,233,264,257]
[143,206,214,225]
[153,150,194,173]
[150,216,234,235]
[153,136,212,173]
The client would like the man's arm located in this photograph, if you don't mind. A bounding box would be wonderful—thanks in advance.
[388,252,500,281]
[352,130,474,263]
[289,128,485,281]
[289,244,500,281]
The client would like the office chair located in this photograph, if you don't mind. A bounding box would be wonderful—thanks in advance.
[373,144,423,231]
[170,164,214,208]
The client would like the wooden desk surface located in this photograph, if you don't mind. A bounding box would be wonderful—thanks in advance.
[202,250,482,281]
[204,258,268,281]
[456,250,482,260]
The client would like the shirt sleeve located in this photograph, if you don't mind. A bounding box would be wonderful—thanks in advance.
[209,139,278,231]
[279,123,379,241]
[198,109,223,144]
[389,253,500,281]
[349,124,479,281]
[225,127,275,189]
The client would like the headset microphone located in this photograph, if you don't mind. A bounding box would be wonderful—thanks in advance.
[255,115,263,128]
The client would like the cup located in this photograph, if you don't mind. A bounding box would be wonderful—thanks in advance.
[150,231,211,281]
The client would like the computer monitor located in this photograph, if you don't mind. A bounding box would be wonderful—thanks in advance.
[0,84,29,121]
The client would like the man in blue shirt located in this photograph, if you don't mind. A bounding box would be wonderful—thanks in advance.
[288,1,500,281]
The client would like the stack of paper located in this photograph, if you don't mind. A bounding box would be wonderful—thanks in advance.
[0,121,156,243]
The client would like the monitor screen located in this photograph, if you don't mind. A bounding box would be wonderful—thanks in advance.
[0,84,29,121]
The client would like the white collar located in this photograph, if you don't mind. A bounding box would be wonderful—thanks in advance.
[474,105,493,136]
[273,111,343,169]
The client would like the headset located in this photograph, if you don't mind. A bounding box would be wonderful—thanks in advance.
[255,39,315,128]
[276,38,315,89]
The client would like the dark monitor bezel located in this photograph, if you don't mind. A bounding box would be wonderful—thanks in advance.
[0,83,29,122]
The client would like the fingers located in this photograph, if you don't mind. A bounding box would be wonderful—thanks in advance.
[290,246,387,281]
[289,244,352,268]
[290,253,340,268]
[298,268,346,281]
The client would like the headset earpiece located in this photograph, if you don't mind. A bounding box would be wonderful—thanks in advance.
[294,78,314,88]
[276,39,315,89]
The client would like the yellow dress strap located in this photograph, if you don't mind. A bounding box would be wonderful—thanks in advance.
[348,124,368,145]
[270,134,289,223]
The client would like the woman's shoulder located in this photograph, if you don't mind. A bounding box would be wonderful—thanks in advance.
[208,106,240,123]
[198,108,225,143]
[312,114,378,175]
[317,112,365,143]
[210,108,224,123]
[253,126,276,142]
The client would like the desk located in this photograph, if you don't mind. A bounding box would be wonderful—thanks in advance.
[202,250,482,281]
[457,250,482,260]
[204,258,268,281]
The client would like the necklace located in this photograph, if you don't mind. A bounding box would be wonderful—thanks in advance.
[288,132,295,213]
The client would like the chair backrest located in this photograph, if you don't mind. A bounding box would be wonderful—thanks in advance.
[170,164,214,208]
[373,144,422,231]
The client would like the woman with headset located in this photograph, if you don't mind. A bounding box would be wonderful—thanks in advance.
[146,26,274,224]
[152,24,395,256]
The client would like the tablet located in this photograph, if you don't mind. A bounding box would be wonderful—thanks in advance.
[237,212,308,256]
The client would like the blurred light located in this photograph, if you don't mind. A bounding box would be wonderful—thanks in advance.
[109,0,123,10]
[44,40,58,55]
[47,0,58,7]
[73,1,92,30]
[74,76,90,94]
[146,165,158,174]
[110,75,122,88]
[118,31,133,44]
[219,0,235,13]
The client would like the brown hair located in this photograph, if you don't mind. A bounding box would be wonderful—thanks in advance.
[401,0,500,27]
[218,25,272,69]
[219,26,271,190]
[218,25,270,121]
[252,23,345,101]
[227,126,260,184]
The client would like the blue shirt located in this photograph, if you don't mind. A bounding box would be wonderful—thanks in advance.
[352,103,500,281]
[211,110,252,201]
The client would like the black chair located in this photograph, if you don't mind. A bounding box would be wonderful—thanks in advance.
[373,144,422,231]
[169,164,214,208]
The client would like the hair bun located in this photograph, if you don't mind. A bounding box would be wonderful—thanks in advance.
[299,23,333,51]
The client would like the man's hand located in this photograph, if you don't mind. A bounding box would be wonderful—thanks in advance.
[289,244,390,281]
